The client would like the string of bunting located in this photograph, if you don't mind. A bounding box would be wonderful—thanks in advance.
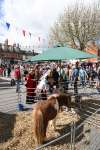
[0,21,43,42]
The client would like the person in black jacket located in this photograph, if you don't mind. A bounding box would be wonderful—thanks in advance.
[52,68,59,88]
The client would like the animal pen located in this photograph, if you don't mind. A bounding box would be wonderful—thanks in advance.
[0,81,100,150]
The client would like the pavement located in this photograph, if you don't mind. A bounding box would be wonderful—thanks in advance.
[0,76,33,113]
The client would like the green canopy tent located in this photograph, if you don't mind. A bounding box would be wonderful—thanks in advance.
[23,59,31,63]
[30,47,96,62]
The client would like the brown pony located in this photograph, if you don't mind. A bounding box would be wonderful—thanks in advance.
[32,93,72,146]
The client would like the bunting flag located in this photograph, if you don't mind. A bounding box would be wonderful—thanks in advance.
[6,22,10,30]
[22,30,26,37]
[38,36,40,42]
[0,21,46,47]
[29,32,31,38]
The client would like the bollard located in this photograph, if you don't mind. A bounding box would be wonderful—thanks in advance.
[18,103,24,111]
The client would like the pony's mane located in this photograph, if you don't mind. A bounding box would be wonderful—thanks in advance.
[47,93,59,100]
[34,97,58,111]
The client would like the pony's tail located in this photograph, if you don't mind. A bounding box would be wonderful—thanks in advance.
[33,109,44,145]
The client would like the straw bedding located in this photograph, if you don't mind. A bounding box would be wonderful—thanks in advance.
[0,110,79,150]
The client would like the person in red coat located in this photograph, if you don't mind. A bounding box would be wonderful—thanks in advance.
[25,68,37,104]
[14,65,21,92]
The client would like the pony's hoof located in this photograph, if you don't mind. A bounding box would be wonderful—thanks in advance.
[54,132,60,137]
[43,140,47,144]
[35,144,41,149]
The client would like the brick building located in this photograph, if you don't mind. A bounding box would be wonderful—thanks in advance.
[0,39,38,64]
[85,40,100,62]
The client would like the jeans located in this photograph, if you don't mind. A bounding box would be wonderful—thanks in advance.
[80,76,85,86]
[74,77,78,95]
[16,80,20,92]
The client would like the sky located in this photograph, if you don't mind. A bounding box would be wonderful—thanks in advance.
[0,0,98,49]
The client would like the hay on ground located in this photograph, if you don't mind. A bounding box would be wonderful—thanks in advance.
[0,111,79,150]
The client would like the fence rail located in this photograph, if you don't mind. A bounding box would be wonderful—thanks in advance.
[0,80,100,149]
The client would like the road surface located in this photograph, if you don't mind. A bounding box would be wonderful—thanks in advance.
[0,78,19,113]
[0,78,32,113]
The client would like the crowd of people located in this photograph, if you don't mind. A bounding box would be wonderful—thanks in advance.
[0,61,100,104]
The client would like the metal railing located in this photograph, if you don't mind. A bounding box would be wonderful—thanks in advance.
[73,108,100,150]
[0,80,100,150]
[35,130,71,150]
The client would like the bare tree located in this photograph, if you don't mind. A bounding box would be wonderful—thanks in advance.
[49,0,100,50]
